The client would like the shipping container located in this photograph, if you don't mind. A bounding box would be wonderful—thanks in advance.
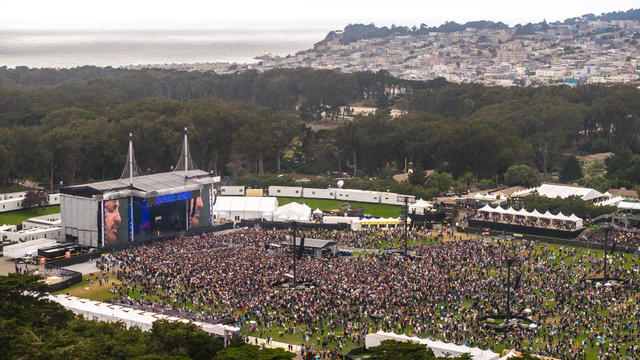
[302,188,336,200]
[268,186,302,198]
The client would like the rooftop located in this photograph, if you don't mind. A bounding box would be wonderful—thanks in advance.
[61,170,219,199]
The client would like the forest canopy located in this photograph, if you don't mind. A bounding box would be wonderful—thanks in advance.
[0,66,639,195]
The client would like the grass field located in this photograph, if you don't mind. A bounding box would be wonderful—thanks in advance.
[277,197,401,217]
[0,205,60,225]
[54,271,120,302]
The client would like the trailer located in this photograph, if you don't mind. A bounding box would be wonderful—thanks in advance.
[380,192,415,206]
[3,238,58,258]
[245,189,264,197]
[220,186,245,196]
[268,186,302,198]
[302,188,336,200]
[38,243,81,261]
[331,188,381,203]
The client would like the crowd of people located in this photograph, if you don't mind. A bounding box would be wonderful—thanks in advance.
[102,228,640,360]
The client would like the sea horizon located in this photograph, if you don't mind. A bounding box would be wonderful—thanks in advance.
[0,27,330,69]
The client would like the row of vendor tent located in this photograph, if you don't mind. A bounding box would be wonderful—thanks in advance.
[478,205,583,229]
[47,294,240,337]
[365,331,501,360]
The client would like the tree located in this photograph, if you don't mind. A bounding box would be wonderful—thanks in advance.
[425,172,454,192]
[559,155,582,183]
[214,343,295,360]
[581,175,610,193]
[146,320,224,360]
[367,340,437,360]
[408,163,426,186]
[21,190,49,210]
[504,165,540,188]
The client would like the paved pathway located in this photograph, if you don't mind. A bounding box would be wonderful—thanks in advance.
[246,335,301,353]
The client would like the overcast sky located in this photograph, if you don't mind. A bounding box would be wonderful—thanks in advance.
[1,0,638,30]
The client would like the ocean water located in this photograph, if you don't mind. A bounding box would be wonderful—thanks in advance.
[0,28,328,68]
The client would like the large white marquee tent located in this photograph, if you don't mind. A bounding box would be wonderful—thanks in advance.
[512,184,604,203]
[212,196,278,221]
[273,202,312,222]
[478,205,583,229]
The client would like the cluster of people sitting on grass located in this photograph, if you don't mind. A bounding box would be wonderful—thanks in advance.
[102,228,640,360]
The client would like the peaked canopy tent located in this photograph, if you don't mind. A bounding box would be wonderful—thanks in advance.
[409,199,433,215]
[478,205,583,229]
[273,202,312,222]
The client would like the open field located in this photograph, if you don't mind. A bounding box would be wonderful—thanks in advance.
[277,197,401,217]
[53,271,120,302]
[0,205,60,225]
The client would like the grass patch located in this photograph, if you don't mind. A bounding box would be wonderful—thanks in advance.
[54,272,120,302]
[0,205,60,225]
[277,197,401,217]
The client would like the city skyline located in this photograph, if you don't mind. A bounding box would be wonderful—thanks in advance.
[1,0,638,30]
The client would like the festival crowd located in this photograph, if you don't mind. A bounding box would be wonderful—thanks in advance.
[102,228,640,360]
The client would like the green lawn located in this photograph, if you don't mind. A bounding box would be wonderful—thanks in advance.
[0,205,61,225]
[54,272,119,302]
[277,197,401,217]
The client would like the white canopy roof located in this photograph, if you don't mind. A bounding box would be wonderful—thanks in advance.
[313,208,323,214]
[618,201,640,210]
[212,196,278,221]
[410,198,432,209]
[365,331,499,360]
[273,202,312,222]
[512,183,603,201]
[47,295,240,335]
[478,206,583,227]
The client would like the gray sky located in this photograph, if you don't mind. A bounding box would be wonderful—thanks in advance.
[2,0,638,30]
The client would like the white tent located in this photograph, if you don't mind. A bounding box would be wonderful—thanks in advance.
[512,183,604,202]
[409,199,432,215]
[477,206,583,229]
[365,331,499,360]
[313,208,323,215]
[618,201,640,211]
[48,295,240,336]
[504,207,520,216]
[212,196,277,221]
[273,202,312,222]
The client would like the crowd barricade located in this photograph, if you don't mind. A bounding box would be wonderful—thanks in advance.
[43,267,83,292]
[468,219,582,239]
[240,220,350,231]
[466,223,638,253]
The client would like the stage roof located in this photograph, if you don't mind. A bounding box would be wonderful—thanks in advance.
[61,170,219,199]
[283,238,337,249]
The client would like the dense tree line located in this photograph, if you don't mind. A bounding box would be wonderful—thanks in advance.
[0,273,293,360]
[0,67,639,196]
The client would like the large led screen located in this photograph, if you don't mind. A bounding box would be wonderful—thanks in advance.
[103,197,130,247]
